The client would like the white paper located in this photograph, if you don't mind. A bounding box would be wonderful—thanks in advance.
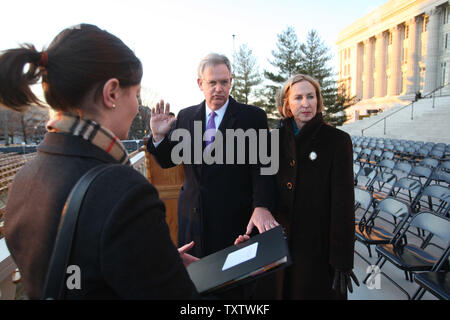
[222,242,258,271]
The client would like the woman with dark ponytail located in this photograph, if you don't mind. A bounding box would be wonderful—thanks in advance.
[0,24,199,299]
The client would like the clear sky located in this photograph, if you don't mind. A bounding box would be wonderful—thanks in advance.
[1,0,388,115]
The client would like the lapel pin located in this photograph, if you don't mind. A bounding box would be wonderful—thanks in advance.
[309,151,317,161]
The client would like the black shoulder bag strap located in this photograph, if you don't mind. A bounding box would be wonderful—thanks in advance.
[42,164,113,300]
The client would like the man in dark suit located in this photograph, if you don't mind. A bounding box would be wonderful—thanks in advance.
[147,53,278,259]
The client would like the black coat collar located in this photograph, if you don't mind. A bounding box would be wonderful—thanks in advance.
[279,113,325,160]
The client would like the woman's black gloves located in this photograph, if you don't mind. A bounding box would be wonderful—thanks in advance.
[332,269,360,295]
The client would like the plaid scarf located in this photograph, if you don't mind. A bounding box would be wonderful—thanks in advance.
[46,112,130,165]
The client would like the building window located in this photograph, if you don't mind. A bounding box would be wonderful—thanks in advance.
[405,25,409,39]
[389,32,393,45]
[445,33,449,49]
[441,62,448,86]
[448,6,450,24]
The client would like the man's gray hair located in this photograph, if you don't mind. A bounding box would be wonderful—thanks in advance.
[197,53,232,79]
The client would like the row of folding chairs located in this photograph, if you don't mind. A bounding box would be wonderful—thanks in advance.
[352,136,449,162]
[353,143,449,299]
[354,159,449,192]
[354,188,450,300]
[352,136,450,152]
[354,144,448,168]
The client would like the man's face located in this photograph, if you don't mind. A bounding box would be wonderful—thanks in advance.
[197,63,232,110]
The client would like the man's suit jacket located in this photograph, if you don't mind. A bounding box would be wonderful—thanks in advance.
[148,97,275,258]
[4,133,198,299]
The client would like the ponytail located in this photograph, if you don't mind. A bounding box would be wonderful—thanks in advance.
[0,44,46,112]
[0,24,142,114]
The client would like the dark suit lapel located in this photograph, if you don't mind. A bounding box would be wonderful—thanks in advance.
[189,102,206,181]
[218,98,238,136]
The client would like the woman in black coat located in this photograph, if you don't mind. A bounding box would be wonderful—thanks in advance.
[0,24,198,299]
[272,74,359,299]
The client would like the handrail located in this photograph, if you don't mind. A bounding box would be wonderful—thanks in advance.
[361,83,450,136]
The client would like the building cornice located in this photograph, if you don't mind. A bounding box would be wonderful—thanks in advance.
[336,0,449,48]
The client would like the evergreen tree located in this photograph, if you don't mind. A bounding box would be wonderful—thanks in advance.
[231,44,262,104]
[299,29,353,127]
[128,95,151,139]
[265,26,303,83]
[323,84,355,126]
[255,26,303,126]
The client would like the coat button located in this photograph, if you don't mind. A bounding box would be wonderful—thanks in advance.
[286,182,293,190]
[290,160,296,167]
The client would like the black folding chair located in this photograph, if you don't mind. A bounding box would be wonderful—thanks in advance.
[408,166,432,186]
[369,172,397,204]
[355,166,377,190]
[413,184,450,216]
[377,159,396,174]
[354,187,373,226]
[392,161,412,180]
[355,197,410,258]
[364,212,450,300]
[412,247,450,300]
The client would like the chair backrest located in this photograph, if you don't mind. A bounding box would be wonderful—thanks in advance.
[440,161,450,171]
[355,167,377,187]
[416,184,450,215]
[393,162,412,175]
[353,163,361,178]
[381,151,395,160]
[378,159,395,172]
[409,211,450,243]
[430,170,450,184]
[430,149,444,159]
[354,187,373,211]
[360,148,372,158]
[392,177,423,205]
[372,149,382,157]
[376,197,411,219]
[409,166,432,180]
[419,158,439,169]
[417,148,430,157]
[373,172,397,185]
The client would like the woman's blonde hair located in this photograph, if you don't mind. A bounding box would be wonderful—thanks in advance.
[276,74,324,119]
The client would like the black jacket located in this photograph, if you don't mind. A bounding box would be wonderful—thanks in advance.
[273,113,355,299]
[4,132,198,299]
[147,97,275,257]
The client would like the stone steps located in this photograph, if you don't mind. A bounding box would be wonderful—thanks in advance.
[338,95,450,143]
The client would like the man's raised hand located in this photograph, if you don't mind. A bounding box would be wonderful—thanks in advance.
[150,99,176,142]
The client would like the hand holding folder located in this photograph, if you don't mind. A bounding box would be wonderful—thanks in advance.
[186,226,291,295]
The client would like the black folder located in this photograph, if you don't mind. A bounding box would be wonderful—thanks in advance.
[186,226,291,295]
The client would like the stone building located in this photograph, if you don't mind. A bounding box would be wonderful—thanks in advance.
[337,0,450,122]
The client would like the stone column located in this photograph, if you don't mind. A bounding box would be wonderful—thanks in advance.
[375,32,387,97]
[389,24,402,96]
[363,38,375,99]
[406,16,421,95]
[356,42,364,100]
[424,7,442,93]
